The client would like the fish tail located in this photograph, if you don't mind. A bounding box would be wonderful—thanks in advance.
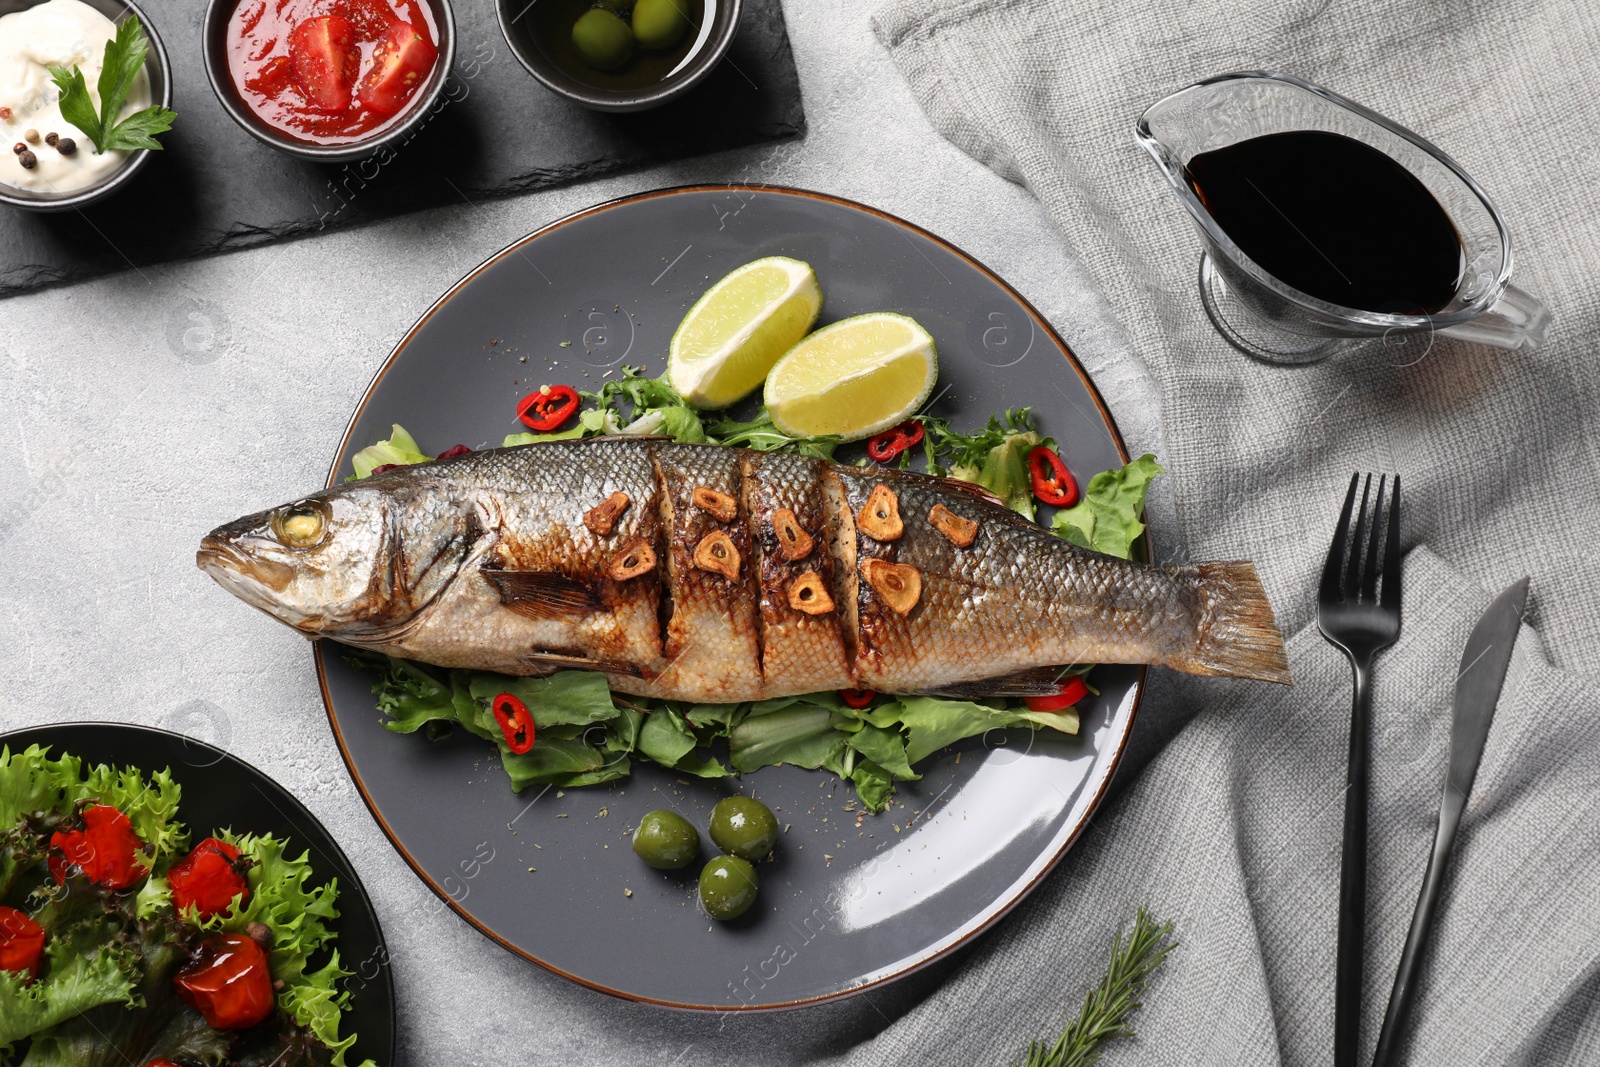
[1182,562,1293,684]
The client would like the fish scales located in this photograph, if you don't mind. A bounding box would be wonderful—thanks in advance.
[198,438,1293,699]
[652,444,764,701]
[743,451,853,695]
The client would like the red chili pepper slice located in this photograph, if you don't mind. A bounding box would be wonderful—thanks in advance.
[1024,675,1089,713]
[517,385,580,432]
[0,905,45,981]
[1027,446,1078,508]
[839,688,877,709]
[866,420,925,464]
[435,444,473,460]
[492,692,536,754]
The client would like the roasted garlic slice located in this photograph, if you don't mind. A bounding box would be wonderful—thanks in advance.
[856,485,903,541]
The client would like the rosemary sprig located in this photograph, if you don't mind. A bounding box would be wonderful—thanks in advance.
[1015,908,1177,1067]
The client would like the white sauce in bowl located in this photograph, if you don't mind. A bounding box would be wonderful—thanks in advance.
[0,0,152,195]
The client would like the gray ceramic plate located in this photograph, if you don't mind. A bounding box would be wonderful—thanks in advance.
[315,185,1144,1010]
[0,722,395,1060]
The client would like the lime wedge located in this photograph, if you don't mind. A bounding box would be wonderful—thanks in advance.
[667,257,823,409]
[763,313,938,441]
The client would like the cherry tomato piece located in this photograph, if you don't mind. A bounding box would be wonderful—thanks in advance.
[491,693,535,754]
[48,804,149,890]
[168,838,253,920]
[1024,675,1090,712]
[0,906,45,981]
[839,688,877,709]
[288,15,360,112]
[173,933,276,1030]
[356,21,437,115]
[1026,445,1078,508]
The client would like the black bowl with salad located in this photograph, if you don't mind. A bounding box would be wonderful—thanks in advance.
[0,723,392,1067]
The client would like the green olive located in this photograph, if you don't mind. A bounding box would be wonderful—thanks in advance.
[571,8,634,70]
[631,809,700,870]
[631,0,688,50]
[698,855,758,920]
[708,795,779,862]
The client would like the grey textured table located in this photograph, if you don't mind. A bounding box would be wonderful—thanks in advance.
[0,2,1172,1060]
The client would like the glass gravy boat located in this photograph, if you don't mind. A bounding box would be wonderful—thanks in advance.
[1137,71,1551,364]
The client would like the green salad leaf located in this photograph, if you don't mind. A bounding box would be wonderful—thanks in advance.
[350,423,429,479]
[919,408,1048,519]
[47,17,176,155]
[1051,454,1163,560]
[706,408,839,460]
[0,748,373,1067]
[201,832,372,1067]
[0,892,143,1049]
[351,652,1080,813]
[589,366,709,442]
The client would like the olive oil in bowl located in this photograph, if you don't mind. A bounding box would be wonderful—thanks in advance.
[1184,130,1464,316]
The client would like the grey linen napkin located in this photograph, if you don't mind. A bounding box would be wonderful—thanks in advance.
[834,1,1600,1063]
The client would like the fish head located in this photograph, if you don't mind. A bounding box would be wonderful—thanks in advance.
[197,480,488,641]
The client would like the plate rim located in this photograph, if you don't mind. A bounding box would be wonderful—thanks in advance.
[313,182,1148,1012]
[0,719,399,1058]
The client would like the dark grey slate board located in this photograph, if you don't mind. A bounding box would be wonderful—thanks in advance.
[0,0,803,297]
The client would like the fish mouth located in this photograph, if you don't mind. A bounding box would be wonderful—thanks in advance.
[197,533,297,594]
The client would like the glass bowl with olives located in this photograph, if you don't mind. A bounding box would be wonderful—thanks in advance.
[495,0,742,111]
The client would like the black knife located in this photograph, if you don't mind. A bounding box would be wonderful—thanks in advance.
[1370,577,1529,1066]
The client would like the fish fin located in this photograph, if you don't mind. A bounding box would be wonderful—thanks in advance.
[921,666,1071,699]
[481,567,600,619]
[1185,562,1293,684]
[519,650,643,677]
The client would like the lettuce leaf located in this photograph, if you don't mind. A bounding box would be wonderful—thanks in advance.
[588,366,708,443]
[0,747,186,901]
[0,893,142,1049]
[919,408,1046,519]
[466,670,619,730]
[728,704,848,774]
[0,752,369,1066]
[203,832,373,1067]
[350,424,428,479]
[1051,454,1163,560]
[352,652,1084,812]
[76,763,186,864]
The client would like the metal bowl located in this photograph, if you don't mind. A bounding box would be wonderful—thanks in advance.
[201,0,457,164]
[0,0,172,212]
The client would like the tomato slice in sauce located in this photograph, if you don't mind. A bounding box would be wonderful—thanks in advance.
[288,16,360,112]
[227,0,439,144]
[357,22,438,115]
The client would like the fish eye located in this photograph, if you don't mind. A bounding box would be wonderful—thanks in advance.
[271,502,329,549]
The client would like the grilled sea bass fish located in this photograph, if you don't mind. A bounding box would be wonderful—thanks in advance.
[198,439,1291,700]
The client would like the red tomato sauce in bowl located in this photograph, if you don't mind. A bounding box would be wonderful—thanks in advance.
[226,0,440,145]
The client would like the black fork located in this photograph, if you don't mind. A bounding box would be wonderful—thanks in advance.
[1317,473,1402,1067]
